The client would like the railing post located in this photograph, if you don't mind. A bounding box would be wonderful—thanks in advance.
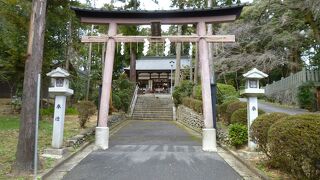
[302,67,307,82]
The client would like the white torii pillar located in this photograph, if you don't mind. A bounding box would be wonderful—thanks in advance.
[96,22,117,150]
[198,21,217,152]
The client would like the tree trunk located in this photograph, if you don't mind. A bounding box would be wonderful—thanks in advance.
[175,25,182,86]
[304,10,320,42]
[289,47,301,73]
[14,0,47,173]
[130,45,137,82]
[65,20,72,70]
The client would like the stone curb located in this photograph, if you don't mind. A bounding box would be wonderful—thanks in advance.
[40,117,129,180]
[218,143,270,180]
[40,140,93,179]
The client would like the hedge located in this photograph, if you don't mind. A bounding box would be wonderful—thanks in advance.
[250,112,289,157]
[217,83,238,104]
[268,114,320,179]
[182,97,203,114]
[192,83,238,104]
[218,99,240,120]
[225,101,247,125]
[172,80,194,106]
[230,108,265,125]
[222,96,239,104]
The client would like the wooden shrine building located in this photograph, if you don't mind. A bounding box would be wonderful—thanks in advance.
[124,56,191,93]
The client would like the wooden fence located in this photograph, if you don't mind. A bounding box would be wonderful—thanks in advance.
[265,68,320,96]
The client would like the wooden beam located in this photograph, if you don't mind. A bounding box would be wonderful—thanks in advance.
[81,35,235,43]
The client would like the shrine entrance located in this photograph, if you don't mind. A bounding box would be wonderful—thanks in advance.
[72,5,244,152]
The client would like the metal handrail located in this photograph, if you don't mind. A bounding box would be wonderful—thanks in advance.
[128,84,139,116]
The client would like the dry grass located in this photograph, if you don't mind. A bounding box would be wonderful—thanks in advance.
[0,114,97,179]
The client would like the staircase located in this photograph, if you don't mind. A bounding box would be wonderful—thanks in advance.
[0,99,12,115]
[132,94,173,121]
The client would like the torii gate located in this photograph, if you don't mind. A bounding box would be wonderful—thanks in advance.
[72,5,243,152]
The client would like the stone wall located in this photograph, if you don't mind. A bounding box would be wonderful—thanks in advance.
[107,113,126,127]
[176,105,204,133]
[66,113,126,148]
[176,105,228,144]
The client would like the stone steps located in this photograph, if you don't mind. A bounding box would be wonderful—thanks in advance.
[132,94,173,121]
[132,118,173,121]
[0,99,12,115]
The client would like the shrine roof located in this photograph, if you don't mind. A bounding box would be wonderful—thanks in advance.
[71,5,244,20]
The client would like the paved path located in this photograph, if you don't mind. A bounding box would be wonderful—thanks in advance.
[63,121,243,180]
[239,98,308,115]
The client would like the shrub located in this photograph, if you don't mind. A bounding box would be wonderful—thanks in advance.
[41,107,78,116]
[231,108,265,125]
[250,112,289,157]
[222,95,239,104]
[112,94,122,111]
[228,123,248,148]
[182,97,203,114]
[217,83,238,104]
[225,101,247,125]
[218,99,240,118]
[41,107,54,116]
[65,107,78,115]
[297,82,316,111]
[268,114,320,179]
[172,80,194,106]
[112,76,135,112]
[117,90,131,112]
[76,101,96,128]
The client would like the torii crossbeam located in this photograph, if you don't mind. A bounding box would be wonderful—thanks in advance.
[72,5,244,152]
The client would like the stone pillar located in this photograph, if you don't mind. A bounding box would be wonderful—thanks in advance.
[52,96,67,148]
[198,21,217,152]
[247,96,258,150]
[97,22,117,150]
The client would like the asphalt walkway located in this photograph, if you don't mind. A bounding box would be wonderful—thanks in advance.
[239,98,308,115]
[63,120,243,180]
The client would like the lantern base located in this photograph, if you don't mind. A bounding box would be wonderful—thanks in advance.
[95,127,109,150]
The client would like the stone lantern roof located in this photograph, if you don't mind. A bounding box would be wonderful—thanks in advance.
[243,68,268,79]
[46,67,70,78]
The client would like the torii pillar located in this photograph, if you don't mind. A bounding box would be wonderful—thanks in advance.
[198,22,217,152]
[96,22,117,150]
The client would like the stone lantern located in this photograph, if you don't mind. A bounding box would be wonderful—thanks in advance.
[240,68,268,150]
[46,67,73,151]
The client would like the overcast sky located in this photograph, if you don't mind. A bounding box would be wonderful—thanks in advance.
[80,0,253,9]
